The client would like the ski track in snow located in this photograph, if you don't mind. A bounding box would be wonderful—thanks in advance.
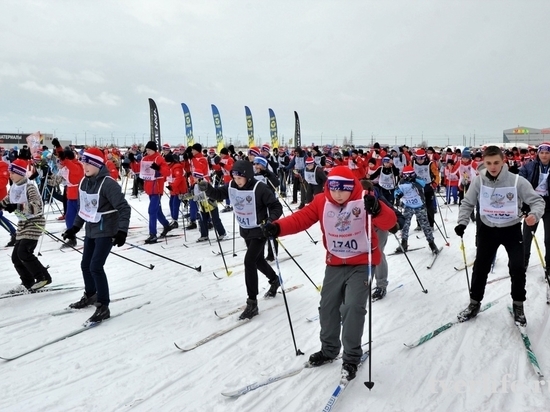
[0,186,549,411]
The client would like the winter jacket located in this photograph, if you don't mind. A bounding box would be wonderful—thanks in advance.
[72,166,131,238]
[276,169,396,266]
[141,152,170,195]
[458,164,545,228]
[0,178,44,241]
[204,178,283,240]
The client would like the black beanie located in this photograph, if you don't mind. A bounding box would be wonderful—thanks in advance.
[145,141,157,151]
[192,143,202,152]
[164,153,175,163]
[220,148,229,155]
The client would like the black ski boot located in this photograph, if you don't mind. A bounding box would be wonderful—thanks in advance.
[428,241,439,254]
[264,278,280,298]
[308,351,334,367]
[60,238,77,249]
[342,362,358,381]
[395,239,408,254]
[144,234,158,244]
[239,299,258,320]
[87,303,110,324]
[457,300,481,322]
[69,292,97,309]
[512,302,527,326]
[5,234,16,247]
[185,222,197,230]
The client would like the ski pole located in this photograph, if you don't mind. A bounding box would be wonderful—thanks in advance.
[277,239,321,291]
[129,202,149,223]
[232,209,237,257]
[124,240,199,271]
[531,231,547,279]
[459,236,471,295]
[38,176,57,256]
[269,237,304,357]
[392,233,428,293]
[364,213,375,390]
[434,195,449,238]
[433,219,450,246]
[205,200,232,276]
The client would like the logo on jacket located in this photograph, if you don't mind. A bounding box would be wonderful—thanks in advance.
[506,192,515,201]
[490,193,505,208]
[334,211,351,232]
[233,196,245,210]
[352,207,361,217]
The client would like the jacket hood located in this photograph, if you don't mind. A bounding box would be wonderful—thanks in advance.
[232,160,254,180]
[323,165,363,205]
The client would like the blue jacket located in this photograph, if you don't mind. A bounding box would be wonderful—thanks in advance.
[519,159,550,197]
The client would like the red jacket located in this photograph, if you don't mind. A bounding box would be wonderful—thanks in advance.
[106,160,119,180]
[0,161,8,200]
[277,167,396,266]
[190,153,209,184]
[142,152,170,195]
[168,163,188,195]
[60,158,85,200]
[219,154,234,184]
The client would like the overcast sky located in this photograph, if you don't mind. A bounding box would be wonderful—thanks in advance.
[1,0,549,148]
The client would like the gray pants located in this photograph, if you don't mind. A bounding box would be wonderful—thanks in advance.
[374,229,388,288]
[319,264,370,364]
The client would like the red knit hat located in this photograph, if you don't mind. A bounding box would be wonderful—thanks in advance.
[82,147,105,168]
[305,157,315,165]
[326,166,356,192]
[248,147,261,157]
[415,149,426,157]
[162,143,171,150]
[8,159,28,176]
[261,144,270,153]
[402,165,415,174]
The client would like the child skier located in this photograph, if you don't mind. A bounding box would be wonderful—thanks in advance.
[394,165,440,254]
[198,160,283,320]
[261,166,396,380]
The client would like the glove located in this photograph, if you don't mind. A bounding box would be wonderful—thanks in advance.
[112,230,127,247]
[29,171,39,180]
[389,223,400,234]
[150,162,160,171]
[62,226,80,240]
[363,194,381,216]
[454,224,466,237]
[4,203,17,213]
[197,180,209,192]
[261,221,280,239]
[166,185,173,191]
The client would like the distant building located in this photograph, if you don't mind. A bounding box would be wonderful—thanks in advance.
[503,126,550,146]
[0,133,71,151]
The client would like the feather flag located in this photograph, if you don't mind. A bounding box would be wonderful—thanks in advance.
[211,104,224,153]
[268,109,278,149]
[294,111,301,148]
[245,106,254,148]
[148,98,161,148]
[181,103,195,147]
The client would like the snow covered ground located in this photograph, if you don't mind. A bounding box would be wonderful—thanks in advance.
[1,181,549,412]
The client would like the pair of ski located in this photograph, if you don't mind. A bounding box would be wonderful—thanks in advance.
[404,296,543,379]
[175,285,303,351]
[0,300,151,361]
[221,351,370,411]
[0,294,143,330]
[0,284,80,300]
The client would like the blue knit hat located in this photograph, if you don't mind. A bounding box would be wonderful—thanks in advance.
[462,147,471,159]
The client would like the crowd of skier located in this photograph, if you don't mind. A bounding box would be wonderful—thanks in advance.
[1,138,549,379]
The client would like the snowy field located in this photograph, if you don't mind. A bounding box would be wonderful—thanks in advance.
[1,179,549,412]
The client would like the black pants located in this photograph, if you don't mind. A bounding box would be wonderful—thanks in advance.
[12,239,50,288]
[471,222,526,303]
[244,237,278,300]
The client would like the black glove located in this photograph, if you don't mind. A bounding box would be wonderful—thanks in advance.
[52,138,61,148]
[261,221,280,238]
[454,224,466,237]
[62,226,80,240]
[363,194,381,216]
[389,223,400,234]
[128,152,135,162]
[4,203,17,213]
[197,180,209,192]
[29,171,39,181]
[112,230,127,247]
[150,162,160,171]
[166,185,173,191]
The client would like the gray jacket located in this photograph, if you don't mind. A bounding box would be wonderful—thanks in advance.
[458,164,545,228]
[73,166,131,238]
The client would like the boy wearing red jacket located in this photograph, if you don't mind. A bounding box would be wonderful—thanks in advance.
[140,141,170,244]
[262,166,396,381]
[164,153,188,235]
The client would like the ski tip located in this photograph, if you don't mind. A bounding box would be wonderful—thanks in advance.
[226,271,233,277]
[212,272,222,279]
[423,289,428,294]
[196,265,202,272]
[364,381,375,390]
[149,265,155,270]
